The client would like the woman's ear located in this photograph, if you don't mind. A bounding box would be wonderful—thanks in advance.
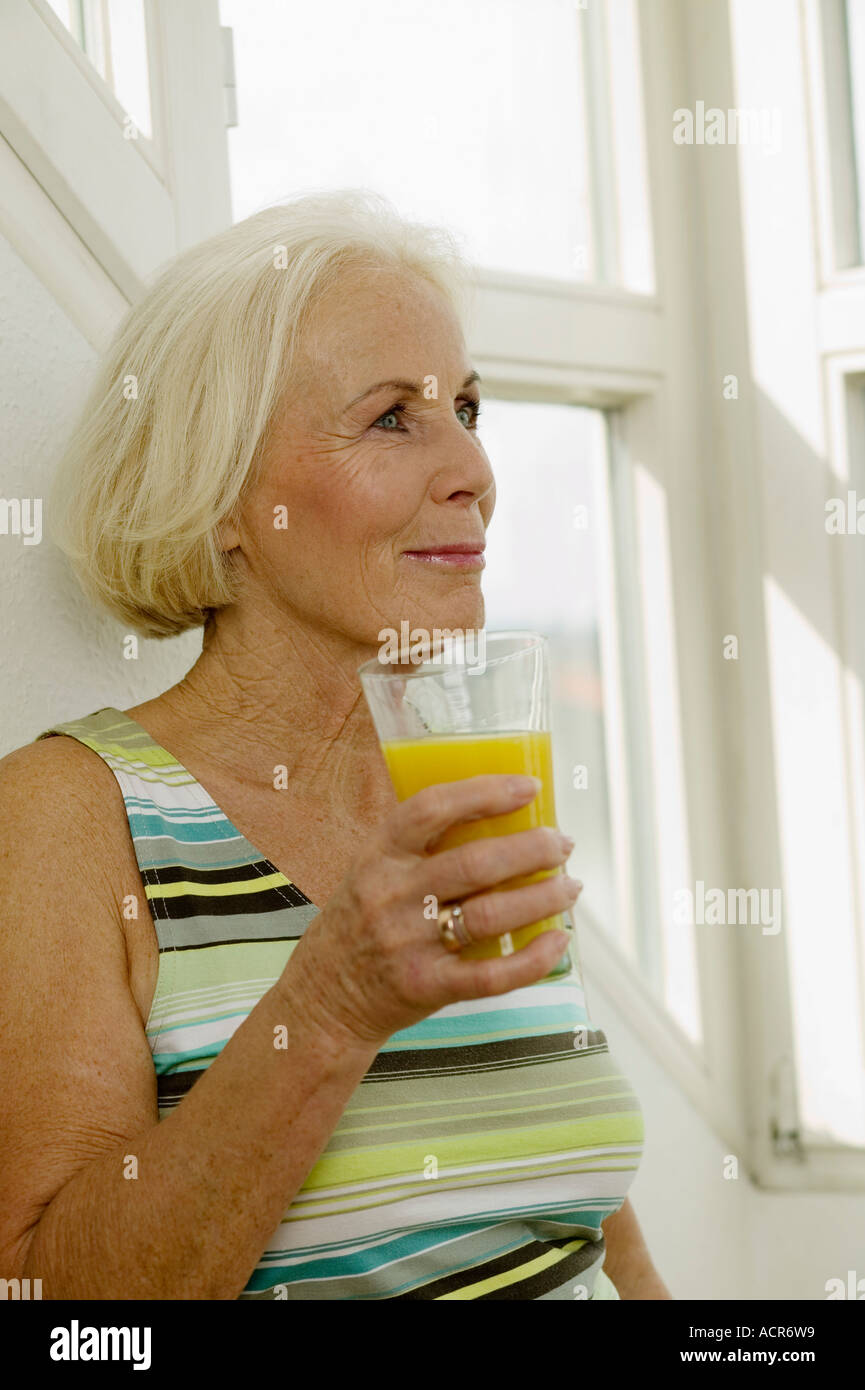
[217,515,241,552]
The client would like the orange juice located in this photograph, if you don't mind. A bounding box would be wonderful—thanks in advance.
[381,729,569,959]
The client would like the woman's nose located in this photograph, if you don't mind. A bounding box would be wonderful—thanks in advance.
[427,422,494,506]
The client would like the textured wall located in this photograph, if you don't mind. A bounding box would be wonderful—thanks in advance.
[0,233,201,757]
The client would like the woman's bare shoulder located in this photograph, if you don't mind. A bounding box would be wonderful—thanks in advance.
[0,732,137,894]
[1,727,161,1039]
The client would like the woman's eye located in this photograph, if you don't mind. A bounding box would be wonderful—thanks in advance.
[457,401,482,428]
[372,401,482,431]
[373,407,405,431]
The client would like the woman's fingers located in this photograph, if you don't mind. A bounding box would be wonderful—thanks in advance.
[435,926,573,999]
[438,873,581,945]
[423,824,572,902]
[385,774,540,856]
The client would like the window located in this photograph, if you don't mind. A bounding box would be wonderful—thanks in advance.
[219,0,654,291]
[43,0,152,137]
[1,1,231,298]
[811,0,865,274]
[478,399,700,1044]
[480,402,624,952]
[818,358,865,1149]
[731,0,865,1182]
[846,0,865,258]
[217,0,699,1071]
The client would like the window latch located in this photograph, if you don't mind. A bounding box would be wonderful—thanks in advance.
[769,1055,806,1161]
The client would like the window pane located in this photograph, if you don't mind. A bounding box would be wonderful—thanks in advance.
[105,0,152,139]
[847,0,865,262]
[43,0,152,138]
[605,0,655,293]
[820,0,865,268]
[219,0,595,281]
[631,463,700,1042]
[479,400,621,945]
[43,0,83,42]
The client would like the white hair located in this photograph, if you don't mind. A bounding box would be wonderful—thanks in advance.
[47,188,473,637]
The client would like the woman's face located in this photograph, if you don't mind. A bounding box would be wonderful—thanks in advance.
[223,266,495,653]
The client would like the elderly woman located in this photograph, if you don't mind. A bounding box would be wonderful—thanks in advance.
[0,191,669,1301]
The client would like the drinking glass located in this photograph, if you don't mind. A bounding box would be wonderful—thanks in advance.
[358,630,574,961]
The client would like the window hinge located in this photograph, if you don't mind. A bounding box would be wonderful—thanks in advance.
[221,26,238,128]
[769,1055,806,1161]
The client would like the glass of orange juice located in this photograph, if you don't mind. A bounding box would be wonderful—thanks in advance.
[357,630,574,963]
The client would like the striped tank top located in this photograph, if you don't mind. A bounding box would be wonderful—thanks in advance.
[36,706,644,1300]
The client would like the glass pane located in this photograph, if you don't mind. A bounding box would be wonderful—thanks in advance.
[43,0,152,139]
[106,0,151,139]
[631,463,700,1042]
[43,0,84,42]
[479,400,621,943]
[219,0,595,281]
[606,0,655,293]
[847,0,865,263]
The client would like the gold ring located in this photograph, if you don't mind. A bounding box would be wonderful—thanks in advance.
[437,901,472,952]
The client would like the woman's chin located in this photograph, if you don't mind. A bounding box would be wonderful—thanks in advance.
[391,602,485,639]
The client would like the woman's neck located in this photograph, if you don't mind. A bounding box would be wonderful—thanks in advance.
[129,603,393,820]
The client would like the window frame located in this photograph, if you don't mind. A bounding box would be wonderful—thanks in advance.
[472,0,865,1191]
[0,0,231,298]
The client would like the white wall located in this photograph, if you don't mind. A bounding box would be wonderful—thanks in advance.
[0,226,199,758]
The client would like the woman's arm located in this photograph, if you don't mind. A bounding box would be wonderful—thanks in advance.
[0,739,380,1300]
[601,1197,673,1299]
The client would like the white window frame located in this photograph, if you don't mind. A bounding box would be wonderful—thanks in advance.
[0,0,231,302]
[690,0,865,1191]
[473,0,865,1192]
[804,0,864,278]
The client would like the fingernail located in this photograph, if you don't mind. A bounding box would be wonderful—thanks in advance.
[559,833,575,852]
[511,775,542,795]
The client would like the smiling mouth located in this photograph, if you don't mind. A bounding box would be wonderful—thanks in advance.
[401,546,486,571]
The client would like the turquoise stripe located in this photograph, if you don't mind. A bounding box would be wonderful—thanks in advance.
[254,1202,609,1277]
[128,810,244,843]
[384,1004,590,1046]
[151,1003,590,1066]
[253,1217,511,1274]
[247,1225,531,1291]
[258,1208,609,1263]
[150,1039,230,1071]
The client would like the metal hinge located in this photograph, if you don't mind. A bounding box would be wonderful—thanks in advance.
[221,26,238,128]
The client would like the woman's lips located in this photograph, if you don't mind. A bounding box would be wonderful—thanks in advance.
[401,549,486,571]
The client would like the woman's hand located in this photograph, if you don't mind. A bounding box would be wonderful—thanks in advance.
[283,773,581,1049]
